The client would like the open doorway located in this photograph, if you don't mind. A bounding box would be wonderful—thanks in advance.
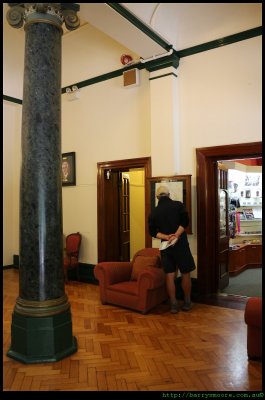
[196,141,262,298]
[97,157,152,262]
[219,157,262,298]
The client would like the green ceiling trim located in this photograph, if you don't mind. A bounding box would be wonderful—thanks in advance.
[107,3,172,52]
[144,53,179,72]
[173,27,261,58]
[61,53,180,93]
[4,12,261,101]
[3,95,22,105]
[61,69,123,93]
[149,72,178,81]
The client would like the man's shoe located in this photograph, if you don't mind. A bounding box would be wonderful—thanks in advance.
[182,302,192,311]
[170,302,180,314]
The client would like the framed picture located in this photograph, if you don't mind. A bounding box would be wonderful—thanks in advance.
[62,152,76,186]
[147,175,192,234]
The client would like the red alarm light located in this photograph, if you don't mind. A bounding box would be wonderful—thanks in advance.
[120,54,133,65]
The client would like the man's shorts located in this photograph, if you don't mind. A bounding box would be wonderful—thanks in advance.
[160,241,196,274]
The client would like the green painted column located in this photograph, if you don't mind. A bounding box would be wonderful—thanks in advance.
[6,3,80,364]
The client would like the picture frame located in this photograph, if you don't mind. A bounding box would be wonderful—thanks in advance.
[62,152,76,186]
[147,175,192,234]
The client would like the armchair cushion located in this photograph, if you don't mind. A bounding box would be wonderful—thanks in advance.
[108,281,139,296]
[130,255,160,281]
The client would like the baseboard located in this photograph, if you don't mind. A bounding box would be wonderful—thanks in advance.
[67,263,98,284]
[4,258,97,282]
[3,265,14,270]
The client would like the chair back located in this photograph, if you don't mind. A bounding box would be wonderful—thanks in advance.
[132,248,161,265]
[65,232,82,258]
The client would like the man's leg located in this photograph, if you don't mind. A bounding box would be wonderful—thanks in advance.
[166,272,179,313]
[181,272,192,310]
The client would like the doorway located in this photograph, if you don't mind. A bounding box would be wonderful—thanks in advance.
[219,157,262,297]
[97,157,152,262]
[196,141,262,297]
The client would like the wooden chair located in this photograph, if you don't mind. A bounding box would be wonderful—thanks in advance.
[64,232,82,282]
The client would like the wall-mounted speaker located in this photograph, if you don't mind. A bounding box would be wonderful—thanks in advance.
[123,68,140,88]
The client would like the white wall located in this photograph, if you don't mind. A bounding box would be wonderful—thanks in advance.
[61,25,151,264]
[62,24,140,87]
[3,101,22,265]
[177,36,262,270]
[3,4,24,99]
[3,20,262,267]
[178,36,262,176]
[61,72,151,263]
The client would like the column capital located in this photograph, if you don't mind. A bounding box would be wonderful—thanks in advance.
[6,3,80,32]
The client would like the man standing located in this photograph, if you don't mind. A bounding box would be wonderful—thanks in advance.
[148,185,196,313]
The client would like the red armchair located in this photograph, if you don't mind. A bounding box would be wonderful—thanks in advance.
[94,248,168,314]
[244,297,262,360]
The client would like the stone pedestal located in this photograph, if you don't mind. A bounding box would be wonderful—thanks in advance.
[6,3,80,363]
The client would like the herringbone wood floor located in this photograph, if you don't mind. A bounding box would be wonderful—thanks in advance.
[3,269,262,392]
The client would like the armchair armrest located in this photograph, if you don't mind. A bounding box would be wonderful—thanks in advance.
[245,297,262,328]
[137,267,165,291]
[94,262,132,286]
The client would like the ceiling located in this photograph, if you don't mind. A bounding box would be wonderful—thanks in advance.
[77,3,262,58]
[3,3,262,98]
[3,3,262,60]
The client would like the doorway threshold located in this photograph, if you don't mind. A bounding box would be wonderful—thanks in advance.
[194,293,248,310]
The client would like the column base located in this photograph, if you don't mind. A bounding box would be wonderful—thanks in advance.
[7,308,77,364]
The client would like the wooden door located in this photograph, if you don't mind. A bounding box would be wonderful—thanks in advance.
[102,171,120,261]
[119,173,130,261]
[217,162,230,290]
[97,157,151,263]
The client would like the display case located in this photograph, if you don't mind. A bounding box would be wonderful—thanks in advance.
[228,169,262,242]
[228,243,262,276]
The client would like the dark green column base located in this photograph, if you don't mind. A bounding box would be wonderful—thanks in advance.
[7,308,78,364]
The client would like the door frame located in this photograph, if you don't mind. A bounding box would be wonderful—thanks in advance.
[196,141,262,296]
[216,163,230,290]
[97,157,152,262]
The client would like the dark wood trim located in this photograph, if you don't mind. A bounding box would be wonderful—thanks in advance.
[196,141,262,296]
[97,157,152,262]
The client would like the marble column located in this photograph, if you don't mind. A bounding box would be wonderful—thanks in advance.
[6,3,80,363]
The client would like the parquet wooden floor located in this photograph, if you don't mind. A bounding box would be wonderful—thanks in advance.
[3,269,262,392]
